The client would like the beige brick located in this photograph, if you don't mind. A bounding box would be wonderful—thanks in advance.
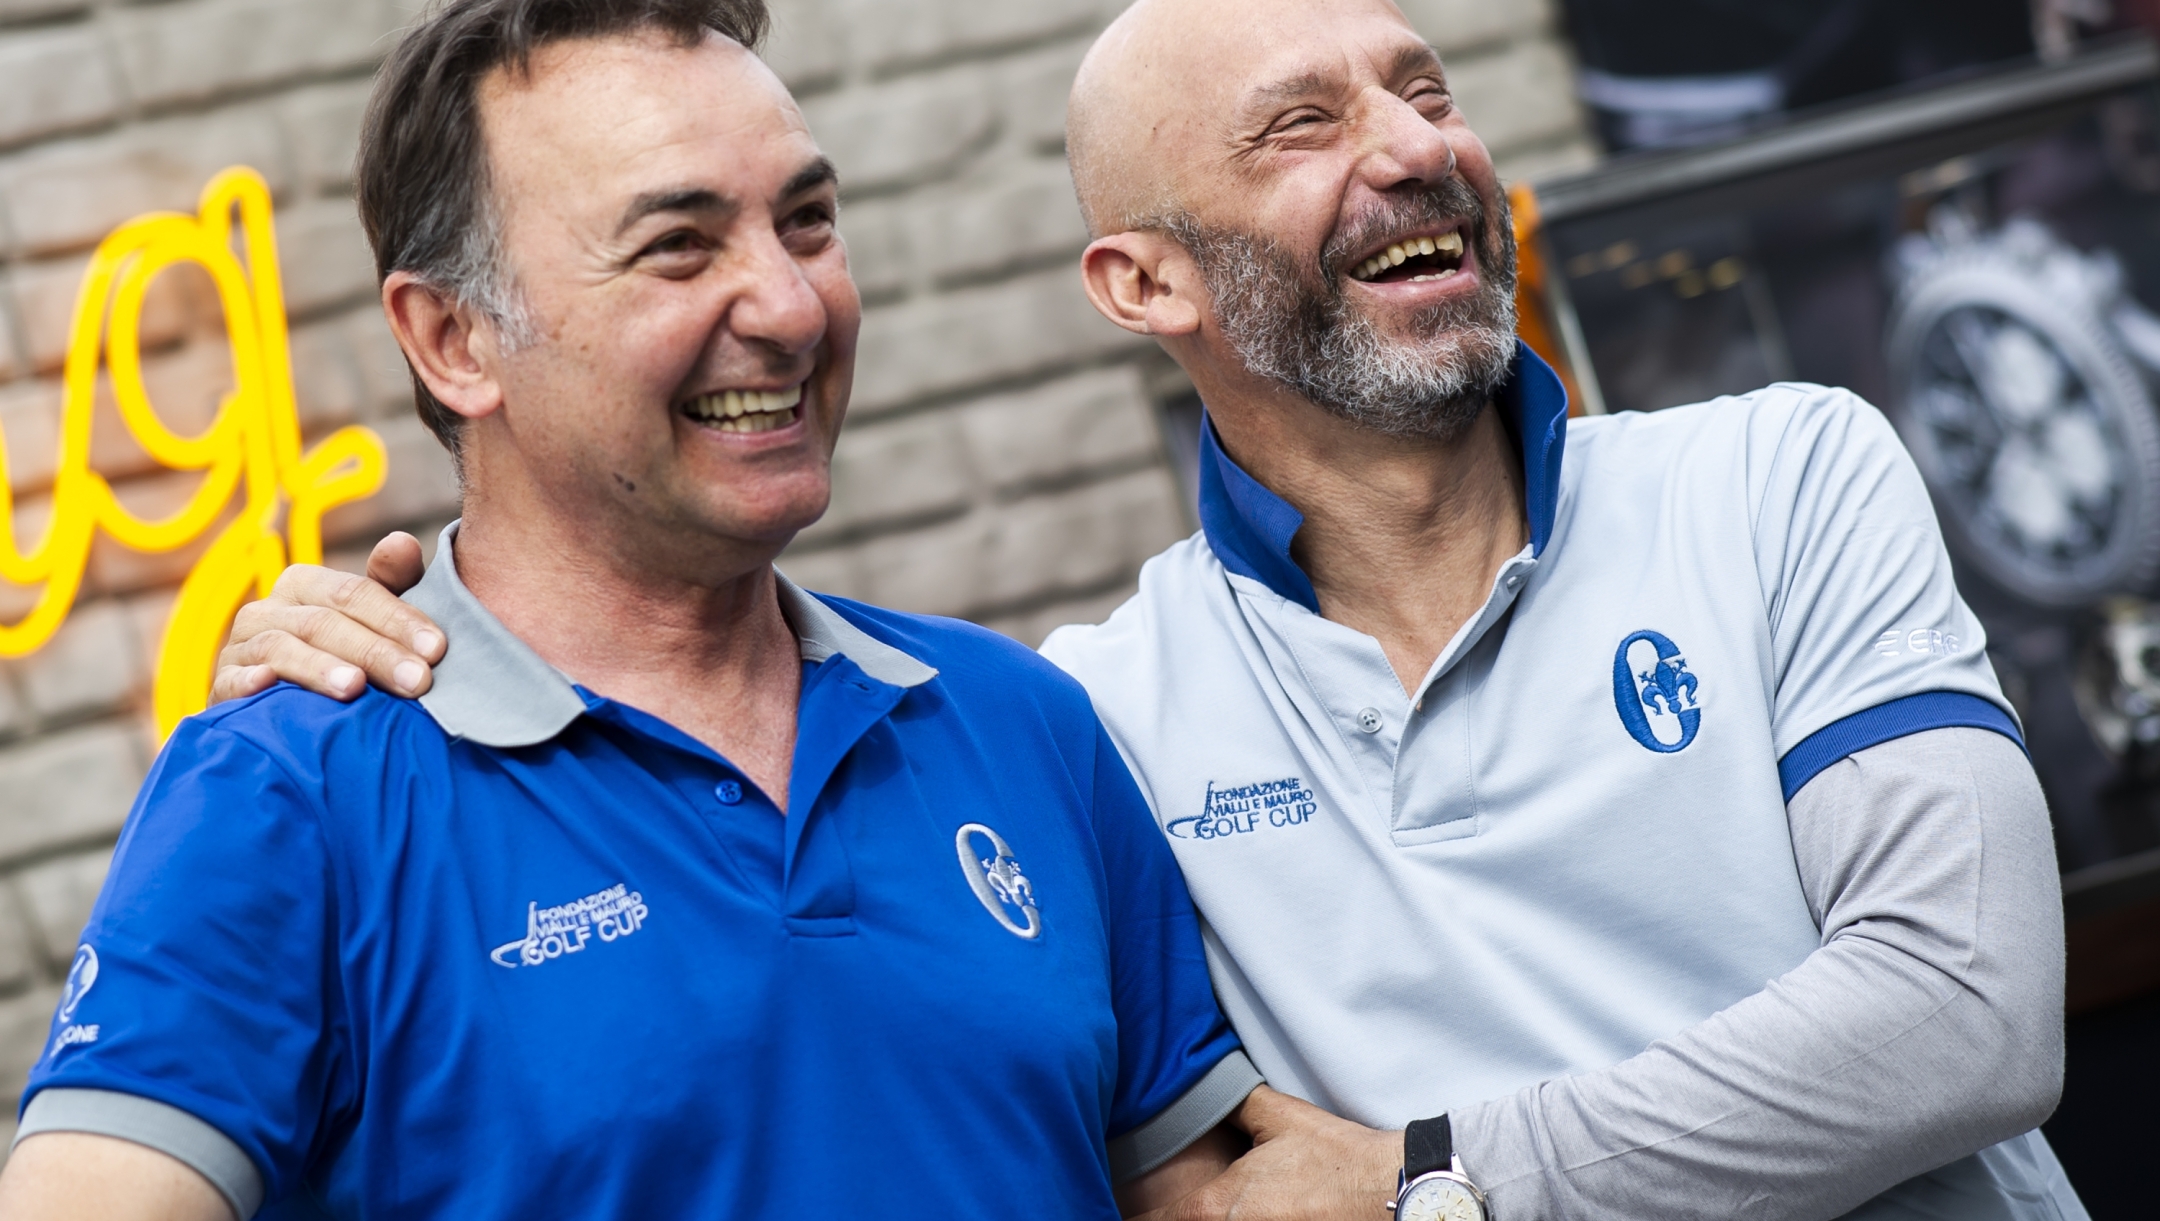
[836,0,1109,75]
[765,0,848,90]
[0,673,27,741]
[803,410,974,544]
[0,377,59,495]
[11,253,212,375]
[288,315,365,434]
[0,885,40,994]
[279,79,372,195]
[0,0,85,23]
[110,0,397,108]
[0,722,146,863]
[14,599,142,723]
[835,197,912,300]
[994,39,1090,154]
[1448,39,1586,158]
[0,106,290,258]
[852,509,990,618]
[909,159,1086,287]
[775,544,865,603]
[977,467,1184,609]
[980,582,1137,648]
[0,300,22,384]
[16,846,110,968]
[274,197,376,316]
[0,23,123,149]
[852,265,1145,415]
[121,589,179,691]
[1401,0,1554,57]
[319,413,460,546]
[955,365,1160,493]
[802,68,994,195]
[0,984,60,1110]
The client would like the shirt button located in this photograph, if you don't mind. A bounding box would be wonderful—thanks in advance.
[1356,708,1384,734]
[1504,573,1524,590]
[714,780,743,805]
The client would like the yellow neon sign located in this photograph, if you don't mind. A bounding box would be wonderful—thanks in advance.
[0,167,387,739]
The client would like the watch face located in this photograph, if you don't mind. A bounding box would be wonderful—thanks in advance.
[1399,1174,1485,1221]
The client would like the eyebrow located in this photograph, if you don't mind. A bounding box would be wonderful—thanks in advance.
[1240,42,1447,116]
[610,157,839,237]
[781,156,839,200]
[616,187,736,236]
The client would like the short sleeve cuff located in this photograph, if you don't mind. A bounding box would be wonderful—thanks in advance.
[1107,1049,1263,1184]
[16,1087,264,1219]
[1777,690,2023,801]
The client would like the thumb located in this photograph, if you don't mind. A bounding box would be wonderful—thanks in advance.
[366,531,427,595]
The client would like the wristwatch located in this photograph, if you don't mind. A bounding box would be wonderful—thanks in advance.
[1388,1114,1488,1221]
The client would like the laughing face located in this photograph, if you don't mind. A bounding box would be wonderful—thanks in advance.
[458,28,859,571]
[1081,0,1519,440]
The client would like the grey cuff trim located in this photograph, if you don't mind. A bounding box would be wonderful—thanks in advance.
[1108,1049,1263,1184]
[17,1088,263,1219]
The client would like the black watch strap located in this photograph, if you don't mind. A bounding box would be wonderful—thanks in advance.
[1403,1114,1453,1180]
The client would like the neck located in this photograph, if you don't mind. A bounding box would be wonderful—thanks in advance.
[452,458,804,809]
[1204,376,1528,694]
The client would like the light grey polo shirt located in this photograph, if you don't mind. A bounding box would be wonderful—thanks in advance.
[1043,365,2076,1217]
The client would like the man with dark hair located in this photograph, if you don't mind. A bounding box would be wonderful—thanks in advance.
[0,2,1257,1218]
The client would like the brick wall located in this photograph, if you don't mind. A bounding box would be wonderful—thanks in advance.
[0,0,1590,1150]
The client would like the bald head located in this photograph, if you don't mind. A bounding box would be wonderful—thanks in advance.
[1068,0,1517,441]
[1066,0,1443,237]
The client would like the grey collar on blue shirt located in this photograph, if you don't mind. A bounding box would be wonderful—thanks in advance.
[401,521,937,748]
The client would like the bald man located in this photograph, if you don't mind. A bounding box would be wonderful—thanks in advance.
[216,1,2083,1218]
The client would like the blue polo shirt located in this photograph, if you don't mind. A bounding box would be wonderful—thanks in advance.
[22,526,1254,1219]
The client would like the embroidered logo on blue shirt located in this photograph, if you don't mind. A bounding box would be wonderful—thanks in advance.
[1167,777,1318,841]
[48,945,101,1058]
[956,823,1042,940]
[1613,630,1702,753]
[489,883,650,968]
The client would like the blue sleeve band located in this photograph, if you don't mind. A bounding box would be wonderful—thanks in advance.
[1777,691,2024,802]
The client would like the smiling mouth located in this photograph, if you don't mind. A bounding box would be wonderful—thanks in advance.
[681,385,803,434]
[1349,229,1467,284]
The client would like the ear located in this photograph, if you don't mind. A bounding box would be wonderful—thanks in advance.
[1078,230,1204,339]
[381,272,508,422]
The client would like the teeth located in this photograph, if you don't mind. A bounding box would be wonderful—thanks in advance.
[1352,232,1468,282]
[684,383,806,427]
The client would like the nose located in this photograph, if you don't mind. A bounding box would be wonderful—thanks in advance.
[724,230,828,362]
[1354,88,1459,195]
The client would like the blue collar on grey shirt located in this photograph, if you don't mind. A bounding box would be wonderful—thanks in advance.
[402,521,937,748]
[1195,340,1570,613]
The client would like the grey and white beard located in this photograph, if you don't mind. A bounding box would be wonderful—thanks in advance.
[1165,177,1519,440]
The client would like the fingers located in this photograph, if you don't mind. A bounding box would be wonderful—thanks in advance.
[216,615,375,701]
[366,531,427,596]
[273,561,444,665]
[211,561,445,702]
[208,662,282,707]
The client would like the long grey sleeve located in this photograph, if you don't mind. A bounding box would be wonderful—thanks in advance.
[1452,726,2071,1220]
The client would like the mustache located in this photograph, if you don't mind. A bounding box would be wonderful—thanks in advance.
[1320,177,1491,285]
